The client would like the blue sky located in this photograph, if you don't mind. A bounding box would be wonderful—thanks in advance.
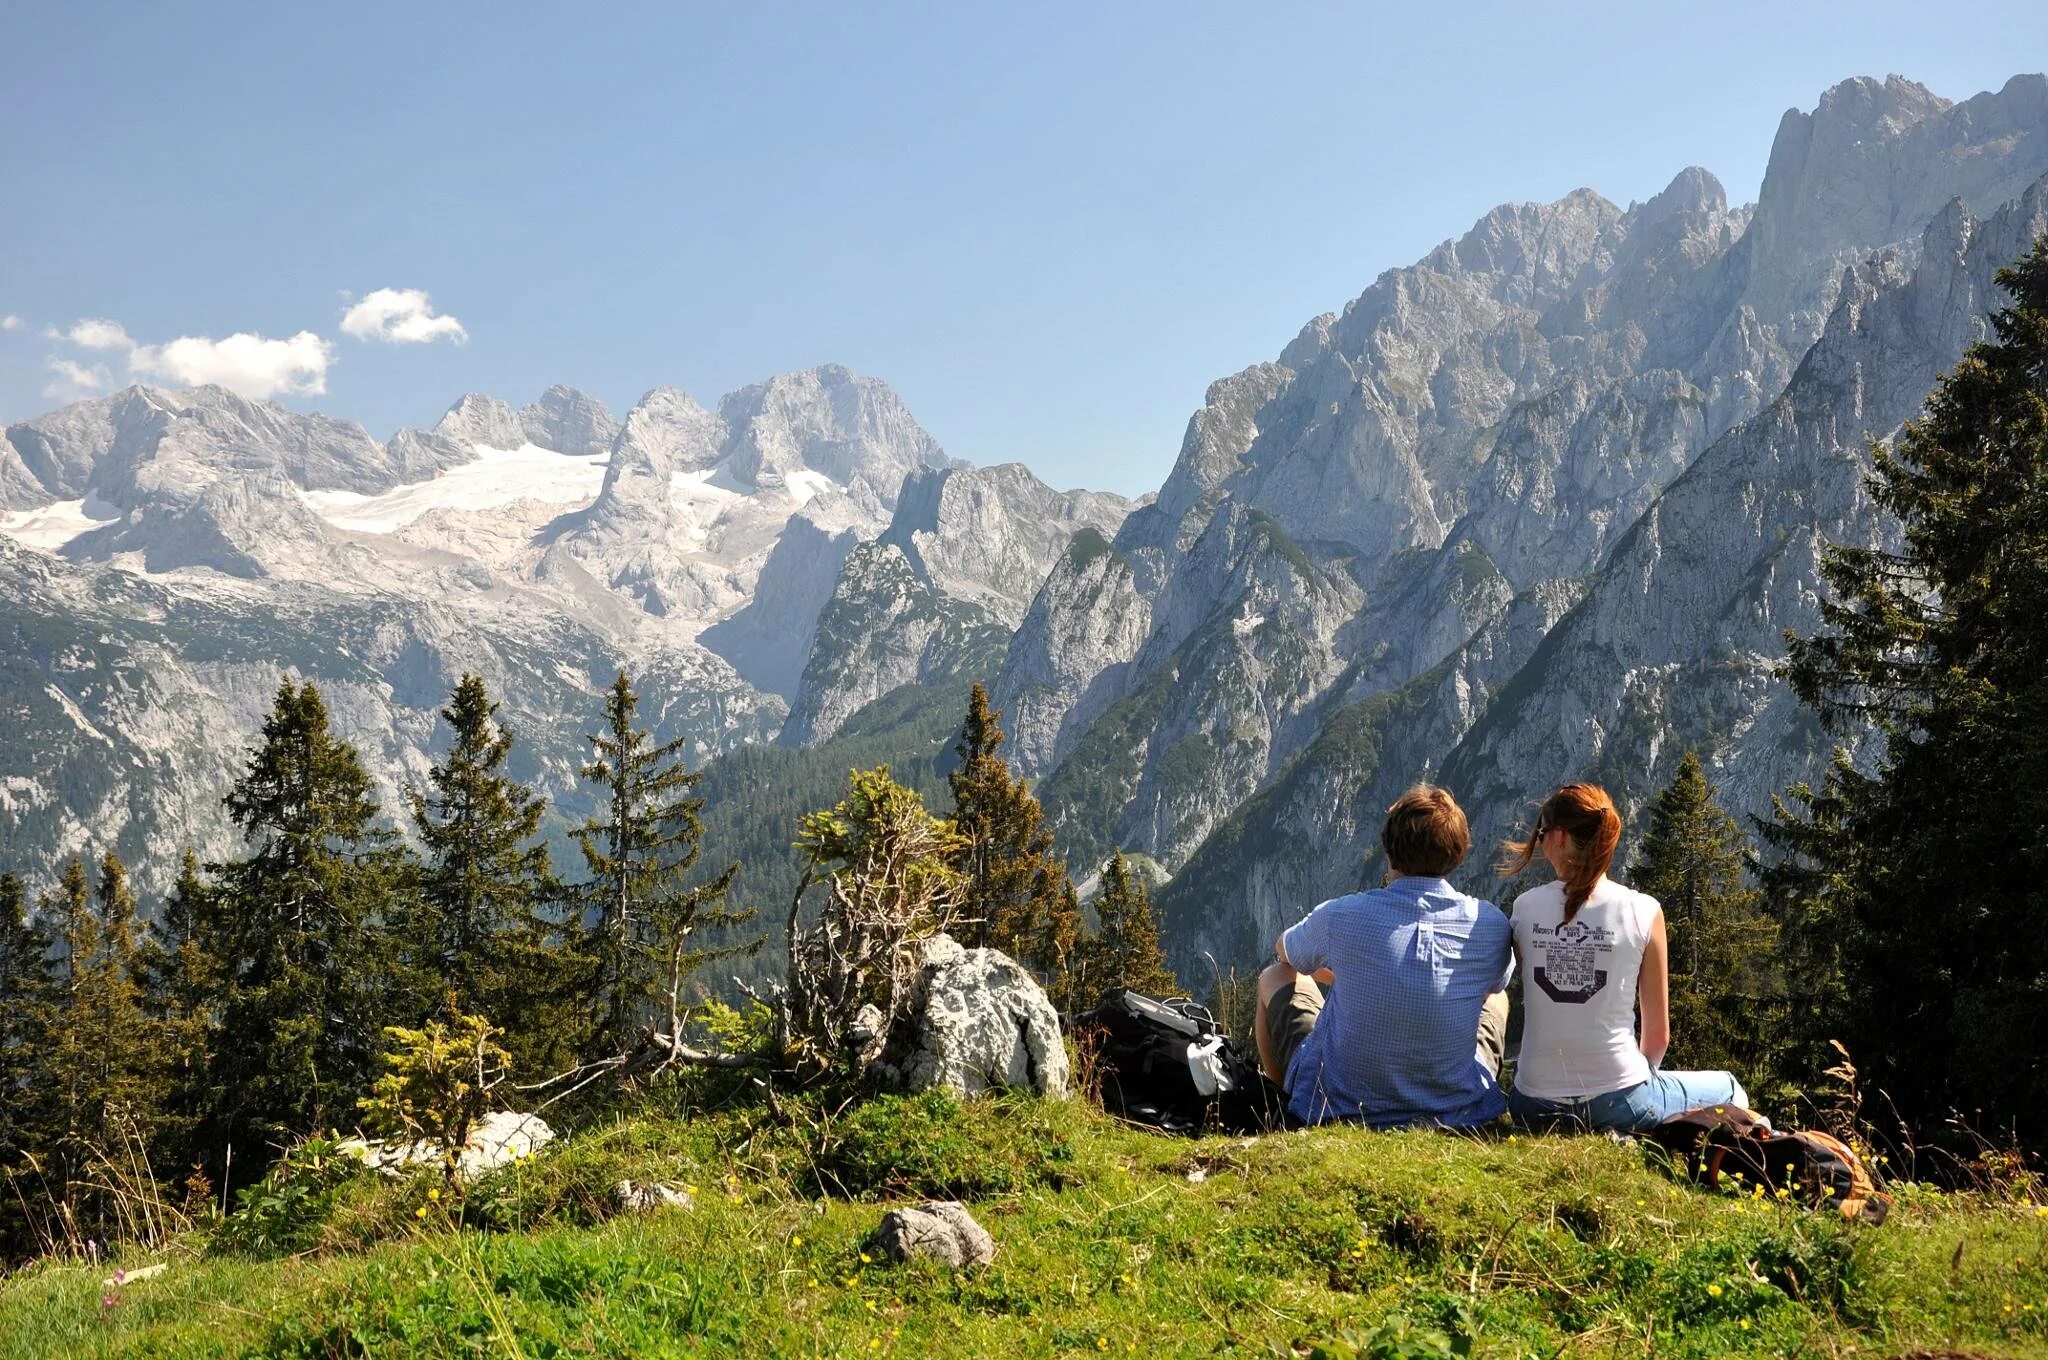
[3,1,2043,495]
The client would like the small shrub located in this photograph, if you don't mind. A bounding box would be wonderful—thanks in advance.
[211,1137,367,1258]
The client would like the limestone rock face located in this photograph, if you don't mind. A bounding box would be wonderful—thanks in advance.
[868,1201,995,1270]
[343,1110,555,1179]
[433,393,526,451]
[777,463,1130,743]
[614,1180,693,1212]
[891,934,1069,1099]
[778,541,1011,746]
[520,385,619,455]
[992,73,2048,971]
[882,463,1131,627]
[720,364,952,499]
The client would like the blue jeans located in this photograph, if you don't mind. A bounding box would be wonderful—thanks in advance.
[1507,1070,1750,1133]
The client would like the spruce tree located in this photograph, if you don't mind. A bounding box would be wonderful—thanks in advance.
[947,682,1080,978]
[136,850,221,1171]
[572,672,747,1056]
[406,674,578,1073]
[0,871,55,1256]
[31,855,163,1243]
[1084,851,1177,999]
[1628,752,1776,1078]
[207,678,411,1168]
[1780,232,2048,1140]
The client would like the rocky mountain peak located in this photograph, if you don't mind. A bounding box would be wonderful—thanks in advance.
[519,385,619,456]
[605,387,722,487]
[1745,72,2048,338]
[432,394,525,450]
[1638,166,1727,222]
[718,365,950,501]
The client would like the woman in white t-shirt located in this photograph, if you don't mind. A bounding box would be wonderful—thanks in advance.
[1499,782,1751,1131]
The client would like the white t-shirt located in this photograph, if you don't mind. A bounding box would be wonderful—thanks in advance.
[1510,877,1660,1100]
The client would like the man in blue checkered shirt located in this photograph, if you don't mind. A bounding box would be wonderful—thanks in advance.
[1253,785,1511,1129]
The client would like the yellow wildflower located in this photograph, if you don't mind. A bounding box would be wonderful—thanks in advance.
[1707,1283,1724,1298]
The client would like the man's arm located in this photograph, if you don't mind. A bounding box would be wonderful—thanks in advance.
[1274,933,1334,986]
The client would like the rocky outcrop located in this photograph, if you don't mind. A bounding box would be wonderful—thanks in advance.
[775,464,1132,740]
[868,1202,996,1269]
[778,542,1011,746]
[520,385,619,455]
[882,463,1131,626]
[720,364,952,499]
[433,393,526,451]
[342,1111,554,1179]
[889,935,1069,1098]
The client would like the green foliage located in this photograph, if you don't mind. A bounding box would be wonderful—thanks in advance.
[357,1011,511,1185]
[8,1101,2048,1359]
[211,1136,368,1259]
[403,675,580,1077]
[806,1090,1080,1200]
[1302,1302,1476,1360]
[18,854,168,1249]
[1629,752,1780,1081]
[571,671,749,1055]
[691,682,961,985]
[1082,850,1177,999]
[789,767,966,1078]
[135,850,222,1172]
[205,678,415,1171]
[1779,231,2048,1142]
[947,682,1079,990]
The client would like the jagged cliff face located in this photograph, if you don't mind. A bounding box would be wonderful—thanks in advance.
[1013,73,2048,970]
[776,464,1132,745]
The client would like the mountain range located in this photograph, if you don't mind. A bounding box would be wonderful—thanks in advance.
[3,73,2045,980]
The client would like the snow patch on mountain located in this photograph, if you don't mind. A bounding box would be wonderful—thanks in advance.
[0,494,122,551]
[301,445,611,532]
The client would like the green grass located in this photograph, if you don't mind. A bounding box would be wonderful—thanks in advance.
[4,1092,2047,1358]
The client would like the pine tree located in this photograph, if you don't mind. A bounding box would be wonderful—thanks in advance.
[0,871,55,1256]
[1780,232,2048,1140]
[1084,851,1177,999]
[573,672,748,1056]
[947,683,1080,979]
[1628,752,1777,1078]
[207,678,412,1168]
[406,674,578,1074]
[135,850,221,1171]
[30,855,163,1243]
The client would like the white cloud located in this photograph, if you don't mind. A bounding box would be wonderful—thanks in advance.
[47,317,333,400]
[131,331,333,398]
[340,288,467,345]
[62,318,136,350]
[0,314,23,331]
[44,357,115,401]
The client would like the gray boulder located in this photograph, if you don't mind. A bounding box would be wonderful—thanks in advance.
[869,1201,996,1269]
[891,934,1069,1098]
[613,1180,694,1213]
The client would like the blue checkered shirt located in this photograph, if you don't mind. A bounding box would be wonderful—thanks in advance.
[1280,876,1512,1129]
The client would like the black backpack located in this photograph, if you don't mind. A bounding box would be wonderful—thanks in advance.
[1070,988,1289,1136]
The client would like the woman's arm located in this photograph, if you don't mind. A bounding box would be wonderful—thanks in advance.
[1637,908,1670,1068]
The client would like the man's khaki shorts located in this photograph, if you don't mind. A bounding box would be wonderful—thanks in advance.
[1261,973,1325,1079]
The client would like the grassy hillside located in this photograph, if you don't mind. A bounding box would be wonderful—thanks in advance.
[3,1092,2045,1359]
